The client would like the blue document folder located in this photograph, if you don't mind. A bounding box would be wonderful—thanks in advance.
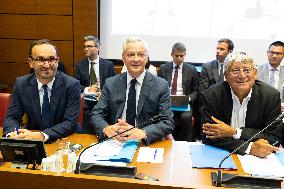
[189,144,237,169]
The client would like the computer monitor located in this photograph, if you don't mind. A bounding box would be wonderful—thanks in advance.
[0,137,47,169]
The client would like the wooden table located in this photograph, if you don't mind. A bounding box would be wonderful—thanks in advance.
[0,133,282,189]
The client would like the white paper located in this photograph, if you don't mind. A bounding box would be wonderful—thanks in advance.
[136,147,164,163]
[238,153,284,177]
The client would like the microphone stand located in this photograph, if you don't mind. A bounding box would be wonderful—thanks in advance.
[213,113,284,187]
[74,114,162,174]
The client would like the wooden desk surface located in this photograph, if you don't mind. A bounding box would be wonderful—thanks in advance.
[0,133,282,189]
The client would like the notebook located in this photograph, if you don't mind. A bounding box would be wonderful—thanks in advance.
[170,95,190,111]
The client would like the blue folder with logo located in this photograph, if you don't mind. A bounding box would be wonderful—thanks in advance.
[189,144,237,169]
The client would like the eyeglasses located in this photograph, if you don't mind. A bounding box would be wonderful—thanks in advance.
[229,67,255,75]
[30,56,58,66]
[84,45,96,49]
[267,51,284,56]
[126,52,146,59]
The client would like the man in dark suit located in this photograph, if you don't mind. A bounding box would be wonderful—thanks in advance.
[199,38,234,92]
[75,35,115,93]
[89,37,174,145]
[201,52,281,157]
[3,39,81,142]
[74,35,115,133]
[158,42,199,141]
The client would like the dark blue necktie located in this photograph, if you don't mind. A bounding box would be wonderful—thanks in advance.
[42,85,50,129]
[126,79,137,126]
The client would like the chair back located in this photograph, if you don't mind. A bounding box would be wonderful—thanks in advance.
[0,93,12,127]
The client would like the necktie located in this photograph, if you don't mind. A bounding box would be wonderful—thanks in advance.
[89,62,97,86]
[218,64,224,82]
[42,85,50,129]
[171,66,179,95]
[270,69,276,87]
[126,79,137,126]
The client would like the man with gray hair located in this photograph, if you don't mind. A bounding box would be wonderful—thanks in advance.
[89,37,174,145]
[200,52,281,157]
[158,42,199,142]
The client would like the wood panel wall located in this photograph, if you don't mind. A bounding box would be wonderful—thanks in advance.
[0,0,98,93]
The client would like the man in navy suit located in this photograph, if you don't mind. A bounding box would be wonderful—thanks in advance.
[199,38,234,92]
[3,39,81,142]
[89,37,174,145]
[75,35,115,93]
[74,35,115,133]
[158,42,199,142]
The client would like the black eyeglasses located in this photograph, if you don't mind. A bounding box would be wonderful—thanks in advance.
[30,56,58,66]
[84,45,97,49]
[267,51,284,56]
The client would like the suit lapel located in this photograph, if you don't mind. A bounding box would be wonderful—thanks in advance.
[182,64,187,94]
[99,58,104,87]
[137,72,152,117]
[82,59,90,85]
[28,75,42,126]
[114,73,127,121]
[165,63,173,86]
[262,63,270,84]
[212,60,219,82]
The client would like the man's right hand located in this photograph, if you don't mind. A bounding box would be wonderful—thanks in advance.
[249,139,278,158]
[9,129,30,139]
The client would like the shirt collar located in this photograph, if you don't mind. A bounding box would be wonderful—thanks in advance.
[127,70,146,86]
[37,77,55,91]
[230,87,252,105]
[88,56,100,64]
[172,62,183,69]
[267,63,280,71]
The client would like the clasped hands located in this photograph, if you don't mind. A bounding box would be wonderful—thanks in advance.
[203,117,278,158]
[103,119,146,142]
[9,129,45,141]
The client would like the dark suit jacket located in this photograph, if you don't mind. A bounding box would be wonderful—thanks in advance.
[200,80,282,154]
[74,58,115,92]
[3,72,81,142]
[158,62,199,104]
[89,71,175,145]
[199,60,219,92]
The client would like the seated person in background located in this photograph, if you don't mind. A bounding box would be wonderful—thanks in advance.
[30,61,65,74]
[3,39,81,142]
[200,52,281,157]
[75,35,115,94]
[121,57,157,75]
[89,37,174,145]
[158,42,199,142]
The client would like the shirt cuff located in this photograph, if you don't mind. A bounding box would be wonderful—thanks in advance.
[188,96,191,102]
[245,142,253,154]
[41,132,49,142]
[233,128,242,139]
[83,87,90,94]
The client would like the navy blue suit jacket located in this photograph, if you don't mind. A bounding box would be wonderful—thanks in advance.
[74,58,115,92]
[89,71,175,145]
[3,72,81,142]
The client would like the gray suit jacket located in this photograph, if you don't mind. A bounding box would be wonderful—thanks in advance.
[257,63,284,101]
[158,62,199,104]
[3,72,81,142]
[89,71,175,145]
[199,60,220,92]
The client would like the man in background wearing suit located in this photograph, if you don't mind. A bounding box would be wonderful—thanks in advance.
[3,39,81,142]
[89,37,174,145]
[201,52,281,157]
[257,41,284,146]
[75,35,115,93]
[75,35,115,133]
[158,42,199,142]
[199,38,234,92]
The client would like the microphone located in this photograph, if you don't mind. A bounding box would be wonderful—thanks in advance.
[213,112,284,187]
[74,114,162,174]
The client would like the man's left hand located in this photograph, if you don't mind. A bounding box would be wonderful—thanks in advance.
[24,132,45,141]
[203,117,236,139]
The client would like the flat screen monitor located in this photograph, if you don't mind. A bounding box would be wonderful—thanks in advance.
[0,137,47,168]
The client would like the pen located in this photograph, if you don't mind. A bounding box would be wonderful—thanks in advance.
[15,126,19,135]
[272,141,279,146]
[153,148,158,160]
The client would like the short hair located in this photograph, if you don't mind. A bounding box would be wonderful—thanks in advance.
[29,39,58,57]
[224,52,255,72]
[83,35,100,47]
[269,41,284,49]
[122,37,149,55]
[171,42,186,54]
[218,38,234,51]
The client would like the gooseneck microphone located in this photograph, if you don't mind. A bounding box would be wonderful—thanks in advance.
[74,114,162,174]
[214,113,284,187]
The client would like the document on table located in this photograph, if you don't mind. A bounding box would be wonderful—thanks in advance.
[136,147,164,163]
[238,152,284,177]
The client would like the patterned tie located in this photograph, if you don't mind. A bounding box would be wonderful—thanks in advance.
[270,69,276,88]
[126,79,137,126]
[89,61,97,86]
[171,65,179,95]
[218,64,224,82]
[42,85,50,129]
